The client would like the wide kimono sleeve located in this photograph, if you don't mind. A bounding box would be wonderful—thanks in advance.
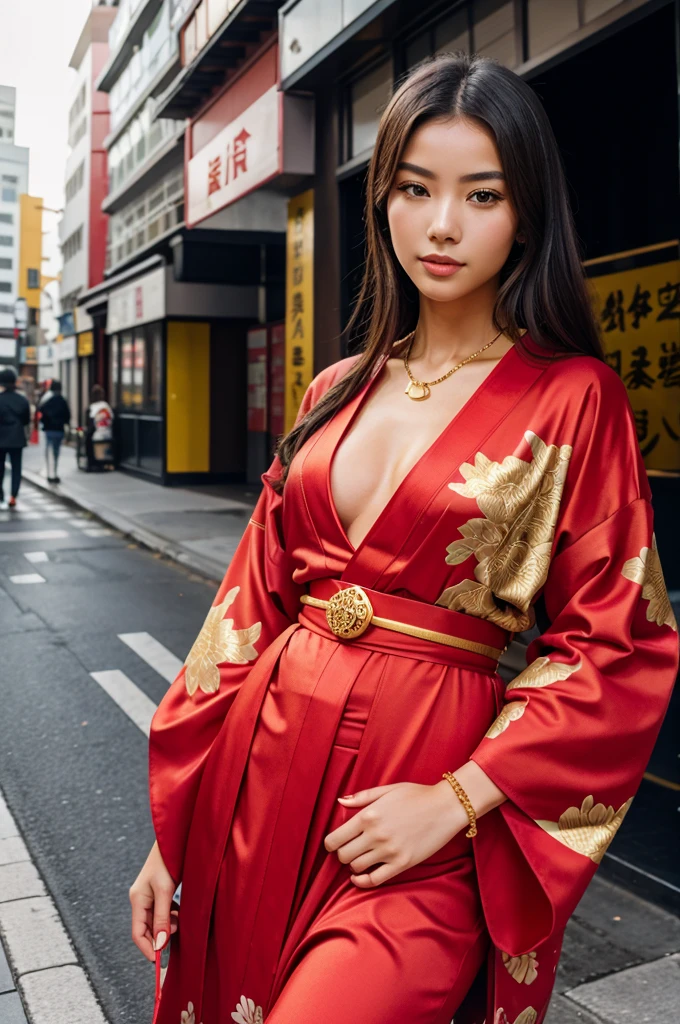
[468,364,678,956]
[148,367,339,884]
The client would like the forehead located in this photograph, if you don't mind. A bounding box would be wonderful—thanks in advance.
[400,117,501,168]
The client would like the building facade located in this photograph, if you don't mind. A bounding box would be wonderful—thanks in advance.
[58,1,117,421]
[0,85,29,366]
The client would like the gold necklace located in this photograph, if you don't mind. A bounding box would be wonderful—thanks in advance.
[402,328,504,401]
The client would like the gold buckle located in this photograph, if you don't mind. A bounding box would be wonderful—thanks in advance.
[325,586,374,640]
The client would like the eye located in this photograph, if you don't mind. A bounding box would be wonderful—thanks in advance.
[469,189,503,206]
[396,182,429,198]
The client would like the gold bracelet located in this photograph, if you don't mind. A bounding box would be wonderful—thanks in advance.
[442,771,477,838]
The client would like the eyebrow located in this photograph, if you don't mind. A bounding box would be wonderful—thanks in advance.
[396,162,505,183]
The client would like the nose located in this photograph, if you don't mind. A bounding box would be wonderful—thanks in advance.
[426,197,461,244]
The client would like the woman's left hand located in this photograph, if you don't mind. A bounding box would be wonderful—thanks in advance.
[323,781,469,888]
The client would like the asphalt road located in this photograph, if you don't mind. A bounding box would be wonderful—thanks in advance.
[0,481,219,1023]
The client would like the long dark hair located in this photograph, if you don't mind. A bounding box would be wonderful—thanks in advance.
[273,51,604,493]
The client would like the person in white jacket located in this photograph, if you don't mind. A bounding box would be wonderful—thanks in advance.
[86,384,114,466]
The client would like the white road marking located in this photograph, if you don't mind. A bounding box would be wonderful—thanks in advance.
[84,527,113,538]
[9,574,46,585]
[68,518,90,529]
[90,670,158,737]
[48,511,70,519]
[0,790,109,1024]
[118,632,183,684]
[24,552,49,564]
[15,511,42,520]
[0,530,68,542]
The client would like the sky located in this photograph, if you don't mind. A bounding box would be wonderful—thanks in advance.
[0,0,95,271]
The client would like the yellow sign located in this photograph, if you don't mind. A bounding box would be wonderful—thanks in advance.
[78,332,94,357]
[284,190,314,434]
[587,259,680,474]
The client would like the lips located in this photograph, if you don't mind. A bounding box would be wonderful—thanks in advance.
[418,254,464,265]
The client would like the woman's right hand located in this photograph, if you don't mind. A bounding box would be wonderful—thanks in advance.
[130,840,179,962]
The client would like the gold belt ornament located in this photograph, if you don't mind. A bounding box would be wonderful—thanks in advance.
[300,586,505,660]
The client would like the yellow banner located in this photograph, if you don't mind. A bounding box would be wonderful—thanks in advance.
[78,331,94,357]
[588,259,680,474]
[284,190,314,434]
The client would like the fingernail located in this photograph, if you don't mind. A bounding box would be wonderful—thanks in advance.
[153,930,167,951]
[338,794,353,800]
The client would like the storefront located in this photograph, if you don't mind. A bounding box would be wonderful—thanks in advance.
[104,261,259,484]
[183,38,315,479]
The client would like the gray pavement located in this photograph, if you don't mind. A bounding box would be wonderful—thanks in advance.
[22,440,259,582]
[2,470,679,1022]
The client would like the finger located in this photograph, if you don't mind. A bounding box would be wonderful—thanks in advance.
[337,785,398,807]
[348,850,381,873]
[324,814,364,853]
[152,883,175,953]
[351,861,402,887]
[130,892,154,962]
[334,835,375,864]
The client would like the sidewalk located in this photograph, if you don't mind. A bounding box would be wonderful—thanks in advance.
[22,442,259,582]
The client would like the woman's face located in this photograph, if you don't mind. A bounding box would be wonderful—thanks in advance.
[386,116,520,303]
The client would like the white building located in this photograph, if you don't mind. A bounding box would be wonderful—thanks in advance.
[0,85,29,356]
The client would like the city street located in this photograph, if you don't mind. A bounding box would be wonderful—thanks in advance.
[0,476,679,1024]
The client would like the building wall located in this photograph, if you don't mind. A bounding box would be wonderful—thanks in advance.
[60,47,92,307]
[0,133,29,334]
[18,194,43,316]
[89,39,110,289]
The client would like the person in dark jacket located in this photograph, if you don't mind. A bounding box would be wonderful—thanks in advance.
[0,367,30,509]
[38,379,71,484]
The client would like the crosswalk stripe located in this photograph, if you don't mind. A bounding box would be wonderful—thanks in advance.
[90,670,158,737]
[24,552,49,564]
[118,632,183,684]
[9,573,46,584]
[0,530,68,542]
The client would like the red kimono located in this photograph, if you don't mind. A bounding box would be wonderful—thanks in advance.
[148,338,678,1024]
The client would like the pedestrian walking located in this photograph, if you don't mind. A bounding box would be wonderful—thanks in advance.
[38,380,71,483]
[85,384,114,468]
[130,53,678,1024]
[0,367,30,510]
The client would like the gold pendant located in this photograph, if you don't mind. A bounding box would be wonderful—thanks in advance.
[405,380,431,401]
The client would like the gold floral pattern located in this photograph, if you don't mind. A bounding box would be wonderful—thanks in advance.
[535,794,634,864]
[506,655,581,692]
[502,950,539,985]
[436,431,572,631]
[231,995,264,1024]
[621,534,677,631]
[494,1008,538,1024]
[181,1003,203,1024]
[485,700,528,738]
[184,586,262,696]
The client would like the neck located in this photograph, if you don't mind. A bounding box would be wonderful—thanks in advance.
[408,279,510,373]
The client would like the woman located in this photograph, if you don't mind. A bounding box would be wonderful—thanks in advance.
[131,53,678,1024]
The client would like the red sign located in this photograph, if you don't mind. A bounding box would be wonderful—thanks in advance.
[247,327,268,433]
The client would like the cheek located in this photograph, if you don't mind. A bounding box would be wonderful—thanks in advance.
[387,200,419,259]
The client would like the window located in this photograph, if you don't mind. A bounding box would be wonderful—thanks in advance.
[0,303,13,313]
[63,225,83,262]
[0,257,12,269]
[65,162,85,202]
[1,188,16,202]
[0,282,11,293]
[0,213,13,224]
[349,61,393,158]
[1,174,17,184]
[27,268,40,289]
[0,235,12,246]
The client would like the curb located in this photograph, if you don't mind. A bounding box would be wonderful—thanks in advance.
[22,469,224,585]
[0,790,110,1024]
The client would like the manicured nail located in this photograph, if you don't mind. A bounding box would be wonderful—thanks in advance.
[153,930,167,951]
[338,794,354,800]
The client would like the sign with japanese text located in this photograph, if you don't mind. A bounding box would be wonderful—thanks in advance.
[269,323,285,440]
[284,191,314,434]
[587,258,680,474]
[107,267,165,334]
[186,85,281,227]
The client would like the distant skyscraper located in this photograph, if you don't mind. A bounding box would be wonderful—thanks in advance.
[0,85,29,355]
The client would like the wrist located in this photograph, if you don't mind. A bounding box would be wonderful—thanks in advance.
[433,779,471,834]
